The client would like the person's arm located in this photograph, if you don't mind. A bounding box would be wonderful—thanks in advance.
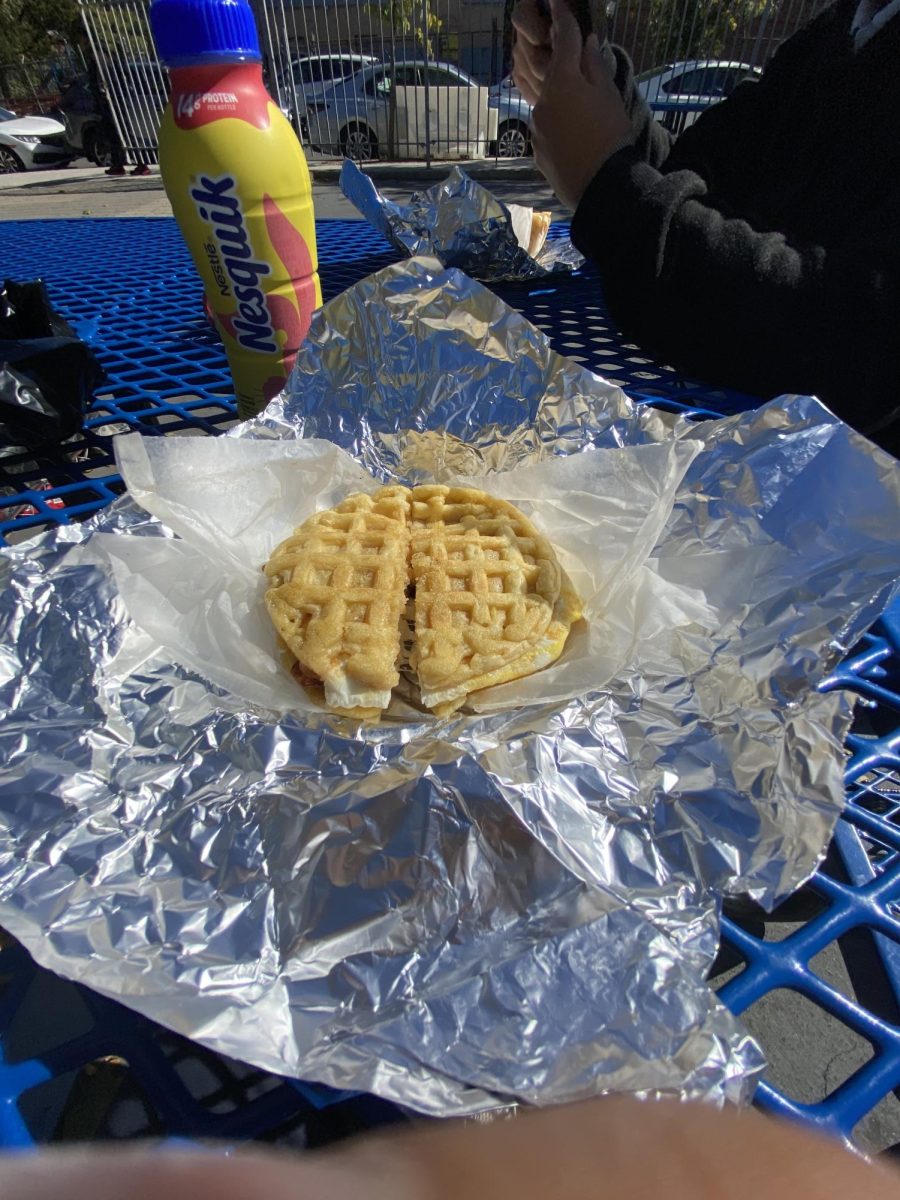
[560,6,899,439]
[572,153,900,433]
[2,1095,900,1200]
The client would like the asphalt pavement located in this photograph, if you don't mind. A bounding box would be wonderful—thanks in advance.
[0,158,567,222]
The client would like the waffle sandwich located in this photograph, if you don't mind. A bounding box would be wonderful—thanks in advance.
[264,484,581,718]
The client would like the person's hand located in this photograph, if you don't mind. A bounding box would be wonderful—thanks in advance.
[529,0,633,210]
[1,1095,899,1200]
[511,0,551,105]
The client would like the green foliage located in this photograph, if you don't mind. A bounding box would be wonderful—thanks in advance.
[0,0,82,61]
[364,0,443,56]
[646,0,770,61]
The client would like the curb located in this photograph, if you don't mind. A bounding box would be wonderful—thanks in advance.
[0,159,545,201]
[310,159,543,186]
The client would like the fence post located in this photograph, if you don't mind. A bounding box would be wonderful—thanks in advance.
[422,0,431,166]
[21,62,42,113]
[748,0,775,67]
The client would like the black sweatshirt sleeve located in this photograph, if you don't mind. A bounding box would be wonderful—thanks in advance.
[572,149,900,435]
[571,11,900,443]
[602,42,673,169]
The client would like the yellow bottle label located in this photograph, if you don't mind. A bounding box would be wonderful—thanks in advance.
[159,68,321,419]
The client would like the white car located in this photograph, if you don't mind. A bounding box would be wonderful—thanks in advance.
[487,76,533,158]
[0,107,74,173]
[304,60,496,160]
[636,60,761,132]
[278,54,379,109]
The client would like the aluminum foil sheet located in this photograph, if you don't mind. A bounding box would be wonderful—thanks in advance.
[2,256,900,1118]
[340,159,584,281]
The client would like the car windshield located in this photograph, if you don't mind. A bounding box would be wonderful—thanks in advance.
[294,56,371,85]
[0,108,16,122]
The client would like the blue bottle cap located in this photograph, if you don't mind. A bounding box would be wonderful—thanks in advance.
[149,0,261,67]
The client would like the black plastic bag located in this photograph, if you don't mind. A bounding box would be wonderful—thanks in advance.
[0,279,104,454]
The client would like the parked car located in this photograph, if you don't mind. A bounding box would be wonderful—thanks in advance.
[636,59,761,132]
[275,53,379,131]
[304,60,497,160]
[0,107,75,172]
[487,75,533,158]
[278,53,380,104]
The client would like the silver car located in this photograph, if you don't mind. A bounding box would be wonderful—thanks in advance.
[279,54,380,103]
[636,60,761,133]
[0,107,74,173]
[304,60,498,161]
[488,75,533,158]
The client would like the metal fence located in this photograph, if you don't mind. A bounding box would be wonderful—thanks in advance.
[0,48,88,115]
[79,0,829,165]
[78,0,168,163]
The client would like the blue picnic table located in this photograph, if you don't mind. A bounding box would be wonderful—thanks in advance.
[0,215,898,1152]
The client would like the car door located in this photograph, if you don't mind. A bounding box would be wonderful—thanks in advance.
[369,65,422,151]
[318,64,375,145]
[424,66,478,154]
[303,59,324,97]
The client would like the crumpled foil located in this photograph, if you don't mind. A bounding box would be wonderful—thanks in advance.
[2,256,899,1117]
[340,159,584,281]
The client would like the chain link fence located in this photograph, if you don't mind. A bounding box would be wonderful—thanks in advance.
[78,0,829,165]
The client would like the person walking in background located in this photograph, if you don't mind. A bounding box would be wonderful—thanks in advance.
[83,56,150,177]
[513,0,900,456]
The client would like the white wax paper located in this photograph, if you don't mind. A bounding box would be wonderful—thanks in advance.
[106,432,703,719]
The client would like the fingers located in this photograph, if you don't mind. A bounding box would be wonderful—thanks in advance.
[512,0,551,105]
[512,39,550,105]
[548,0,583,66]
[512,0,550,45]
[1,1099,899,1200]
[335,1097,900,1200]
[0,1147,410,1200]
[580,31,607,87]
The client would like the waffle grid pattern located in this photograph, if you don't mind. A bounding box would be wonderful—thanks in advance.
[265,490,409,695]
[410,487,558,689]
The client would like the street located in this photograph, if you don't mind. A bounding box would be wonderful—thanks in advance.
[0,159,568,222]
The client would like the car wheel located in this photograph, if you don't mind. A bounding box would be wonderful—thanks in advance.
[0,145,24,173]
[496,120,531,159]
[85,124,114,168]
[340,122,378,162]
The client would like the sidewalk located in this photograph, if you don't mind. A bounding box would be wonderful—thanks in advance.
[0,164,170,220]
[0,158,552,222]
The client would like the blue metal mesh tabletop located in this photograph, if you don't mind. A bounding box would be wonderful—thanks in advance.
[0,217,898,1152]
[0,217,754,546]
